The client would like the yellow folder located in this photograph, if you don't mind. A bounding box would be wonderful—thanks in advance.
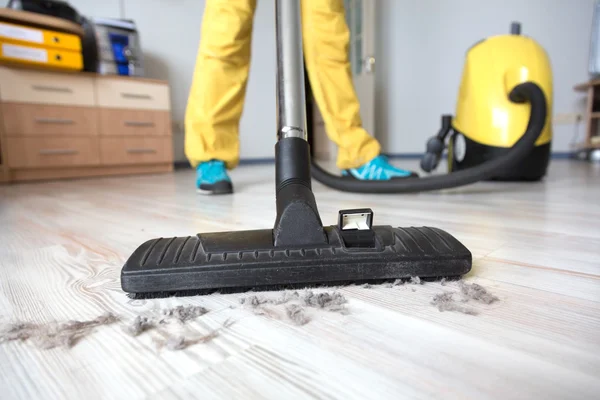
[0,40,82,70]
[0,21,81,51]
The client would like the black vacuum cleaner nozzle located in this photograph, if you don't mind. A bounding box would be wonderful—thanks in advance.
[121,213,471,296]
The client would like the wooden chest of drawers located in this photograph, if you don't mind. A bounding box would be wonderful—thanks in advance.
[0,65,173,183]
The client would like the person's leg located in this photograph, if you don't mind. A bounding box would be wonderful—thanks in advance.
[301,0,416,179]
[185,0,257,193]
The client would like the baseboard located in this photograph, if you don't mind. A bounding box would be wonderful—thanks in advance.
[173,161,190,170]
[173,152,576,170]
[550,152,574,159]
[6,163,173,183]
[385,152,575,160]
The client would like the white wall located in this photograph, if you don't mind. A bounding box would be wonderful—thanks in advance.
[375,0,596,154]
[67,0,276,162]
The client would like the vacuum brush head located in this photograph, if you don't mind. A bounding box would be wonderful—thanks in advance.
[121,209,472,298]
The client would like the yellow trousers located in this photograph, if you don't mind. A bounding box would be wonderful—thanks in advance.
[185,0,380,170]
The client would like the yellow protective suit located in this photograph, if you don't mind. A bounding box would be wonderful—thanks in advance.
[185,0,380,170]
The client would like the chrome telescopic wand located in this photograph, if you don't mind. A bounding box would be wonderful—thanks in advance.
[275,0,307,141]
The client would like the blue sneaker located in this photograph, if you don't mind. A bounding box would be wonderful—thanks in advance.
[196,160,233,195]
[342,155,418,180]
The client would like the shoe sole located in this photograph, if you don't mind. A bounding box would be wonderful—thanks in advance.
[197,180,233,195]
[196,188,233,195]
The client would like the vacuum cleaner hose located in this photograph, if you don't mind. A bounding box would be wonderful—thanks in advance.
[310,81,547,193]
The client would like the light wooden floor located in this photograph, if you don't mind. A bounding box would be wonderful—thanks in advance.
[1,159,599,400]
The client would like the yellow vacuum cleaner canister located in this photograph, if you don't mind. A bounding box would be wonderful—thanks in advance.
[449,24,553,181]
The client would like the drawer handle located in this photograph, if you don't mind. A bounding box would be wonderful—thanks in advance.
[121,93,152,100]
[39,149,79,155]
[32,85,73,93]
[35,118,75,125]
[124,121,155,127]
[127,148,157,154]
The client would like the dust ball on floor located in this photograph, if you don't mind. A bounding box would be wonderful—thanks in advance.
[430,280,500,315]
[1,303,216,351]
[125,316,155,337]
[239,290,301,307]
[126,305,234,351]
[156,318,234,351]
[431,292,478,315]
[458,281,499,304]
[302,290,347,309]
[0,313,119,349]
[162,305,209,323]
[286,304,310,325]
[239,289,349,325]
[124,305,212,339]
[410,276,421,285]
